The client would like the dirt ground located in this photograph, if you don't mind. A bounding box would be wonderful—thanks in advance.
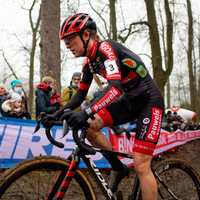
[0,139,199,199]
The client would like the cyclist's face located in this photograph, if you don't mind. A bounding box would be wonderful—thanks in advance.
[65,34,84,58]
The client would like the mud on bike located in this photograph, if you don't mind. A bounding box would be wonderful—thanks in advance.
[0,112,200,200]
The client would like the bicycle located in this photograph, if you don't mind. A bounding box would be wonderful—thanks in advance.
[0,112,200,200]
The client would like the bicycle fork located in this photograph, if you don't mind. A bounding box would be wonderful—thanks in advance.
[46,146,80,200]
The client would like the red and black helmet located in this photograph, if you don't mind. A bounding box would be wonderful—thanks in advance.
[59,13,96,39]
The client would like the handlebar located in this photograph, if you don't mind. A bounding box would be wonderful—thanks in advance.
[72,129,96,155]
[35,112,96,154]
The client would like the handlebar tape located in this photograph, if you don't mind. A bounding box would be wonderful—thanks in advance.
[46,127,64,148]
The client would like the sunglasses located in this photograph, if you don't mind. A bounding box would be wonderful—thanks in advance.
[63,33,79,45]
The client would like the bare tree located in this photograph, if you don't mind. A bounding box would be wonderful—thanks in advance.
[109,0,117,40]
[186,0,196,112]
[28,0,41,118]
[40,0,61,93]
[1,0,41,118]
[144,0,173,97]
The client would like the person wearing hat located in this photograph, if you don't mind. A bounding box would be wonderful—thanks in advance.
[61,72,89,111]
[1,92,31,119]
[0,79,31,119]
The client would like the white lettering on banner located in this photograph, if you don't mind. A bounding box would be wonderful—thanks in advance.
[177,132,182,141]
[0,125,20,159]
[13,126,49,159]
[118,137,134,153]
[157,135,167,146]
[168,134,177,143]
[189,132,195,138]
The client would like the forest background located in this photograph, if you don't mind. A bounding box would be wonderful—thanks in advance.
[0,0,199,120]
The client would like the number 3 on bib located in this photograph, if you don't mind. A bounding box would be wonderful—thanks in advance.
[104,59,119,76]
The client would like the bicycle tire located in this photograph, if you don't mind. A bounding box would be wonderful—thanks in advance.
[0,155,96,200]
[154,158,200,199]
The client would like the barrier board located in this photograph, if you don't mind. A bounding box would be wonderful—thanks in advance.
[0,117,199,168]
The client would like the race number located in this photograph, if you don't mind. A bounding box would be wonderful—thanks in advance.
[104,59,119,76]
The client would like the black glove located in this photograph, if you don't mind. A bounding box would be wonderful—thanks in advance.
[54,102,61,110]
[60,107,94,130]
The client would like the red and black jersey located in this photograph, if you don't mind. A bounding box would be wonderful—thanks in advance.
[66,39,162,114]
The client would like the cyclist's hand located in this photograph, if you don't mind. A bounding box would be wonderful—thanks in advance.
[61,108,93,130]
[40,112,60,128]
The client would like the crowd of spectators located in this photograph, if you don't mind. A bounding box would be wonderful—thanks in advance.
[0,72,89,120]
[1,77,200,133]
[161,110,200,132]
[0,80,31,119]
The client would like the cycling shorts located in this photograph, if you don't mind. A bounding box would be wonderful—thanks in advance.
[97,93,164,156]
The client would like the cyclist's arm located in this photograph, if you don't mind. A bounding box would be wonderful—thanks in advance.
[89,48,123,114]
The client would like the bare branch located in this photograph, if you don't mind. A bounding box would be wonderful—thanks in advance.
[118,21,149,43]
[87,0,110,37]
[0,49,27,98]
[14,34,31,54]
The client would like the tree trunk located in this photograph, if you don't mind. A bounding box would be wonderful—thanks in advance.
[28,1,41,119]
[186,0,196,112]
[40,0,61,94]
[109,0,117,41]
[144,0,173,97]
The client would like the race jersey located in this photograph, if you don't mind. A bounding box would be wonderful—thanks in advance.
[65,39,162,114]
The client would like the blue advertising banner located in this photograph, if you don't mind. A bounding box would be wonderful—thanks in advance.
[0,117,112,168]
[1,117,198,169]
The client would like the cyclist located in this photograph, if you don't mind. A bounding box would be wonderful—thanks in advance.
[47,13,164,200]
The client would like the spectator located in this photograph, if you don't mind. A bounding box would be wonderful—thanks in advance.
[173,112,183,131]
[166,110,182,132]
[90,90,102,104]
[1,79,31,119]
[197,122,200,130]
[188,121,195,130]
[50,86,62,113]
[165,111,174,131]
[1,93,31,119]
[194,122,198,130]
[0,84,9,115]
[61,72,89,111]
[35,76,61,118]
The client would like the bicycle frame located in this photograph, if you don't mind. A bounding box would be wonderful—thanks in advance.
[46,135,180,200]
[46,137,138,200]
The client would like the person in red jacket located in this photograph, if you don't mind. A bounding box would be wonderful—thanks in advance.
[50,86,62,112]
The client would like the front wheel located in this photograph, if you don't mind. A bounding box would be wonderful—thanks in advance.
[154,158,200,199]
[0,155,96,200]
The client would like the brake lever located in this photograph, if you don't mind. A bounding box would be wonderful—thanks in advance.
[60,109,71,139]
[60,119,69,139]
[33,123,40,134]
[32,112,47,134]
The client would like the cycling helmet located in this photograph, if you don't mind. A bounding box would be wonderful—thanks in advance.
[59,13,97,56]
[59,13,96,39]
